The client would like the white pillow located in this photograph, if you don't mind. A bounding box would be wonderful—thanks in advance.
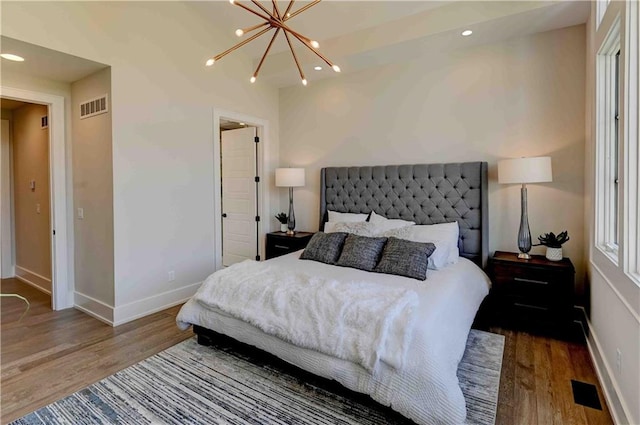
[380,226,450,270]
[368,211,415,233]
[327,210,369,223]
[405,222,459,265]
[330,221,380,237]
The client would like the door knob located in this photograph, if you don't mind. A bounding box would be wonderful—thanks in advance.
[222,213,227,218]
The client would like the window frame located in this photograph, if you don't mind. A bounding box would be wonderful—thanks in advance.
[595,17,621,263]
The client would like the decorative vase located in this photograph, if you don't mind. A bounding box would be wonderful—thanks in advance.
[280,223,288,233]
[546,247,563,261]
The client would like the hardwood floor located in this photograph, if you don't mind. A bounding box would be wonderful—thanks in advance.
[0,278,193,424]
[1,278,613,425]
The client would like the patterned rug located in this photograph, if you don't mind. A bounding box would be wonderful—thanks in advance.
[11,329,504,425]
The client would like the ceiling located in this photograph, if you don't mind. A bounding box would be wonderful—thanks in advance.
[196,1,590,88]
[1,98,30,110]
[1,36,108,83]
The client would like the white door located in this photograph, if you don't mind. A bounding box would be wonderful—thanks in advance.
[0,120,12,278]
[221,127,257,266]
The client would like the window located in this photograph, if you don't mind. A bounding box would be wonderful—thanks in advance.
[595,20,621,262]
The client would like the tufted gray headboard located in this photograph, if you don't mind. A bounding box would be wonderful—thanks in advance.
[319,162,489,268]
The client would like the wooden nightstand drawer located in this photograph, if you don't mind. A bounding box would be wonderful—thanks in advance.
[265,232,314,260]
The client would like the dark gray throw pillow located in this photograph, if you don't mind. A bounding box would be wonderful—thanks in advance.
[300,232,348,264]
[336,234,388,272]
[374,237,436,281]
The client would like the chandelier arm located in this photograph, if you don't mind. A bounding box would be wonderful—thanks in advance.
[232,2,273,22]
[284,0,320,21]
[213,27,273,61]
[239,21,270,36]
[269,20,313,45]
[283,29,306,83]
[271,0,282,19]
[283,0,296,18]
[253,27,281,78]
[287,29,334,68]
[249,0,278,20]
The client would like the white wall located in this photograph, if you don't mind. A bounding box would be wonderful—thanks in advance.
[584,2,640,423]
[280,25,587,295]
[71,68,114,307]
[2,2,281,324]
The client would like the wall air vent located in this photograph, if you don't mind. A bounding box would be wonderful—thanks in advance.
[41,115,48,129]
[80,94,108,119]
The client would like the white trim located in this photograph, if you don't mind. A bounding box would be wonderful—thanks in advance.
[15,265,52,296]
[112,281,201,326]
[0,86,72,310]
[212,109,269,270]
[0,119,13,278]
[74,291,114,325]
[577,307,632,425]
[623,0,640,285]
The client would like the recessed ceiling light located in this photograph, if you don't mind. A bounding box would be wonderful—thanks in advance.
[1,53,25,62]
[461,30,473,37]
[239,122,245,126]
[314,66,323,71]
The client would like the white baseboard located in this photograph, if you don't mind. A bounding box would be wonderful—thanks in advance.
[74,291,114,325]
[112,281,201,326]
[15,265,51,295]
[577,307,631,424]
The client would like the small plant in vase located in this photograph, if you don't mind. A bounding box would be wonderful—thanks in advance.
[537,230,570,261]
[275,213,288,233]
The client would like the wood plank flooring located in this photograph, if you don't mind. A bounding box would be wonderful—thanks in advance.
[1,278,613,425]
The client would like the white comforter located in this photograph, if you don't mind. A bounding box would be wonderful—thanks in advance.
[190,260,418,373]
[177,252,490,425]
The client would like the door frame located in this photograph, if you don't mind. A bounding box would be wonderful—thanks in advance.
[1,86,73,310]
[213,109,269,270]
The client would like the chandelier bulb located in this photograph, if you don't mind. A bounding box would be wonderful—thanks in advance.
[310,40,319,48]
[302,78,308,86]
[205,58,215,66]
[235,29,244,37]
[250,76,257,83]
[229,0,235,3]
[332,65,341,73]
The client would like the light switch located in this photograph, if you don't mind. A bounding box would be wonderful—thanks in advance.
[29,180,36,191]
[77,208,84,219]
[36,203,41,214]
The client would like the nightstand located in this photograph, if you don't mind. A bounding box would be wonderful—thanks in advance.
[265,231,314,260]
[487,251,575,337]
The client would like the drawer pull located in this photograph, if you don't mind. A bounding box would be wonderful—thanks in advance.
[274,244,291,250]
[513,302,549,311]
[514,277,549,285]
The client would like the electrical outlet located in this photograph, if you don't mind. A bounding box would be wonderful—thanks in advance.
[36,203,41,214]
[616,349,622,374]
[77,208,84,220]
[168,270,175,282]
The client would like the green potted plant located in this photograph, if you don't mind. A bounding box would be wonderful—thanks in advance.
[275,212,288,233]
[537,230,570,261]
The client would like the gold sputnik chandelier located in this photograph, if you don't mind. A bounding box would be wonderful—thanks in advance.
[205,0,340,86]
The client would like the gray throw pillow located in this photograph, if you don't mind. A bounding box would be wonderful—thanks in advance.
[300,232,348,264]
[336,234,387,272]
[374,237,436,281]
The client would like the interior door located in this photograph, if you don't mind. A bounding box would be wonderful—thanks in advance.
[221,127,257,266]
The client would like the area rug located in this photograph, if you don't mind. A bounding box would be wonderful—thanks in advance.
[11,329,504,425]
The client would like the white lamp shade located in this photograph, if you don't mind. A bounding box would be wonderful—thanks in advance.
[275,168,305,187]
[498,156,552,184]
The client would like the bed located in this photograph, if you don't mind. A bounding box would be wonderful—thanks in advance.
[177,162,490,425]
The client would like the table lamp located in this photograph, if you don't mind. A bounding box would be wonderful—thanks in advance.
[275,168,305,235]
[498,157,552,259]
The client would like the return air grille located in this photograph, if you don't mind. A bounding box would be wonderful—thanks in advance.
[80,94,108,119]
